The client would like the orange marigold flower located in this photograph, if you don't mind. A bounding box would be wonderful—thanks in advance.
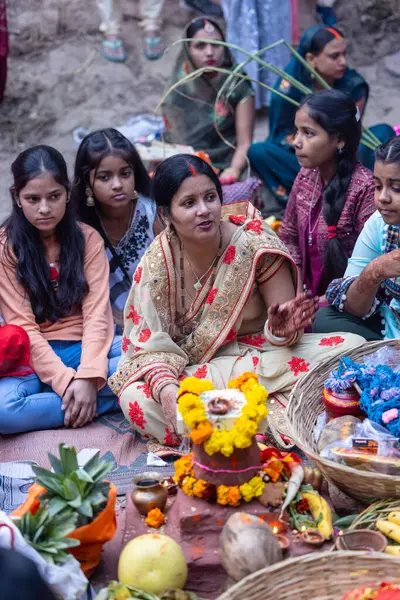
[190,421,214,445]
[145,508,165,528]
[193,479,208,498]
[227,486,241,507]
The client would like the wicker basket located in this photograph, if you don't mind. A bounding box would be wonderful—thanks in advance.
[286,339,400,503]
[217,551,400,600]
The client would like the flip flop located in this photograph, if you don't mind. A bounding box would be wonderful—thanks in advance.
[101,38,127,63]
[143,36,165,61]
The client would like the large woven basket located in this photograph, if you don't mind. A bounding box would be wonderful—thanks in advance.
[217,551,400,600]
[286,339,400,503]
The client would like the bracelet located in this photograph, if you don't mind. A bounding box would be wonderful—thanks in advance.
[264,320,290,346]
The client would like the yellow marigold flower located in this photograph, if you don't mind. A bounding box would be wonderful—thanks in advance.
[185,407,209,429]
[178,393,204,413]
[227,486,241,507]
[216,485,231,505]
[190,421,214,445]
[239,482,253,503]
[193,479,208,498]
[173,454,194,483]
[234,432,253,449]
[248,476,264,497]
[220,432,235,457]
[178,377,214,397]
[181,476,196,496]
[204,430,225,456]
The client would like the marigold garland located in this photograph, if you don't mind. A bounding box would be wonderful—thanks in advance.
[173,453,265,506]
[177,373,268,457]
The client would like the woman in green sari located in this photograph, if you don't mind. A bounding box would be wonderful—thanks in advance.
[248,25,394,204]
[161,17,255,184]
[109,155,363,447]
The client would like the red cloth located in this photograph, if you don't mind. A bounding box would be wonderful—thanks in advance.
[0,324,34,378]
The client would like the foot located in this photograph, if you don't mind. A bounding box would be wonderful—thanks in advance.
[181,0,223,18]
[315,4,337,26]
[102,34,127,62]
[143,30,165,60]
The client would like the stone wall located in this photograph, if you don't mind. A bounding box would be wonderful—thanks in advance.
[336,0,400,64]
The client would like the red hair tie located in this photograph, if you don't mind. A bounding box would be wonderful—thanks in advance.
[326,27,342,40]
[328,226,337,239]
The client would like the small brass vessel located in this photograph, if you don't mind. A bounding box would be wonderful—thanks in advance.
[131,472,168,516]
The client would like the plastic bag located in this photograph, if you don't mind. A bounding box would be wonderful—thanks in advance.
[321,418,400,474]
[0,511,88,600]
[364,346,400,373]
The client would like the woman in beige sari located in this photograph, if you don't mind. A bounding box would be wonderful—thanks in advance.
[109,155,364,447]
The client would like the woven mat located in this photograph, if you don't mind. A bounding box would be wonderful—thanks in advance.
[0,412,175,511]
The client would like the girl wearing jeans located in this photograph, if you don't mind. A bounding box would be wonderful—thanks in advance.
[0,145,120,434]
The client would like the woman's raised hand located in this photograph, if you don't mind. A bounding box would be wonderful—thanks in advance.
[219,167,240,185]
[267,292,319,338]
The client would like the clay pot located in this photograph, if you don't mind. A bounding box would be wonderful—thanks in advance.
[335,529,387,553]
[323,387,363,419]
[131,472,168,516]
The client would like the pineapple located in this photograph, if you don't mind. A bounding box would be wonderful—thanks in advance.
[14,503,80,564]
[32,443,114,527]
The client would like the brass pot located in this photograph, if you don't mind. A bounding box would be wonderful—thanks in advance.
[131,472,168,516]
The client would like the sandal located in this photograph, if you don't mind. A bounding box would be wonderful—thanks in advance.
[102,37,127,63]
[143,35,165,61]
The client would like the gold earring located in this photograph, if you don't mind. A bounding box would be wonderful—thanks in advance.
[85,187,95,207]
[132,190,139,200]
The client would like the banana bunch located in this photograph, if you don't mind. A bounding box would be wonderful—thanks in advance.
[376,512,400,555]
[301,490,334,540]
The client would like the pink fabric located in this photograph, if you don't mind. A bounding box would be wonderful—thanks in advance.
[279,163,375,295]
[222,177,262,205]
[291,0,299,46]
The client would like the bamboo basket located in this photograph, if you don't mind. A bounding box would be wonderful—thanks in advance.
[217,551,400,600]
[286,340,400,503]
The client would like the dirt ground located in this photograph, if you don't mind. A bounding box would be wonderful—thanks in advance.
[0,0,399,221]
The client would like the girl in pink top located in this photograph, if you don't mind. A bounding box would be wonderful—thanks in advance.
[0,145,120,434]
[280,89,375,298]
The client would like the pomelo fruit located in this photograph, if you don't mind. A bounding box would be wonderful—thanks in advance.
[118,533,188,594]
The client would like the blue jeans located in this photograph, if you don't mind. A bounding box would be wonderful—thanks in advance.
[0,337,121,435]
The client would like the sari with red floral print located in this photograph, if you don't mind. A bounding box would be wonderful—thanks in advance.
[109,201,363,447]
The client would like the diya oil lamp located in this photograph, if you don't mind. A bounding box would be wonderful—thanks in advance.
[301,526,325,547]
[272,525,290,551]
[131,472,168,516]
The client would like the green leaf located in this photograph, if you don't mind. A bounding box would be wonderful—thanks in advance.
[63,478,80,501]
[79,499,94,518]
[59,444,79,474]
[48,453,64,475]
[82,451,101,474]
[75,468,94,484]
[67,495,82,509]
[47,497,69,517]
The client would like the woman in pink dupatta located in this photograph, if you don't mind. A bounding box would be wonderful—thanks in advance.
[109,155,363,447]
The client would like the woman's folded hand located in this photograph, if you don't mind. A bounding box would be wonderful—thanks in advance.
[267,292,319,338]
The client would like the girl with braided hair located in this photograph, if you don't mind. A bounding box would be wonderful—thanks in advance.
[280,89,375,301]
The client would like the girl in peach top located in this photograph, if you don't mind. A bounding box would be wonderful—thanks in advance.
[0,145,120,434]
